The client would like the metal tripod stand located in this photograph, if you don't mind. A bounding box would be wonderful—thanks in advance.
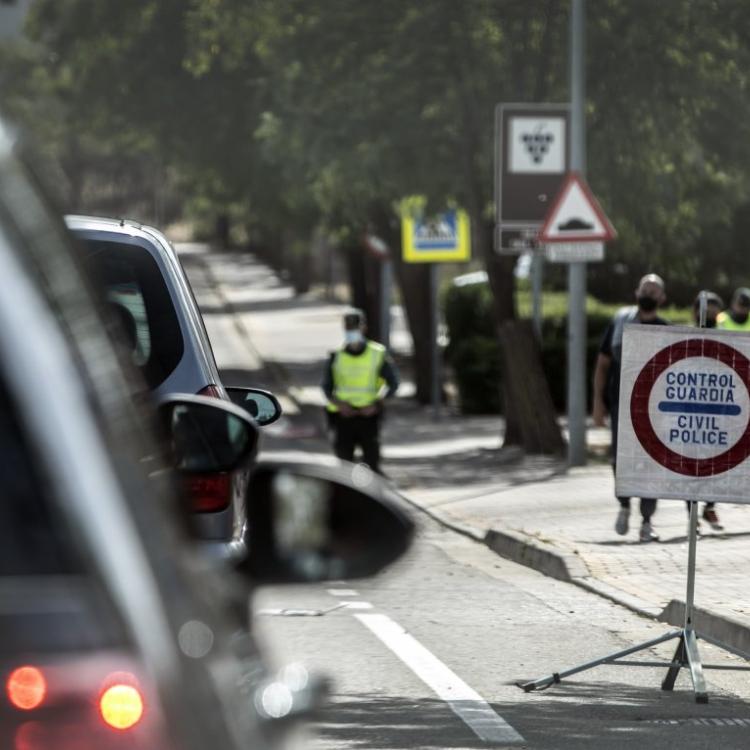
[518,501,750,702]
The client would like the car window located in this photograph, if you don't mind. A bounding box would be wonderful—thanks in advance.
[82,240,184,389]
[0,378,81,576]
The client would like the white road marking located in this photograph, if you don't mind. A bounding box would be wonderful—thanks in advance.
[327,589,359,596]
[343,601,373,609]
[355,613,524,744]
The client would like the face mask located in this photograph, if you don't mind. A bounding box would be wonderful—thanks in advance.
[732,310,749,325]
[637,296,658,312]
[344,330,364,346]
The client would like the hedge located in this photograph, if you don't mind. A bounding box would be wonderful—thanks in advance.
[443,280,691,415]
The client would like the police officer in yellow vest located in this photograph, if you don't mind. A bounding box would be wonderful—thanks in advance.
[322,309,399,473]
[717,287,750,331]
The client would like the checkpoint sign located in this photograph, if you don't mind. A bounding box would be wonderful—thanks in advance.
[616,325,750,503]
[401,209,471,263]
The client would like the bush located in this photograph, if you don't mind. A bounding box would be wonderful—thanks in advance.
[448,336,503,414]
[443,279,693,414]
[443,282,502,414]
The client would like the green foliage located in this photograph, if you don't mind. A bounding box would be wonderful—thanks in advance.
[4,1,750,303]
[443,281,501,414]
[445,280,694,413]
[448,336,503,414]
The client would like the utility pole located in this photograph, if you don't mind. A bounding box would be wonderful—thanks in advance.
[567,0,587,465]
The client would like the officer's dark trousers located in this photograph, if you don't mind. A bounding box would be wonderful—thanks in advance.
[611,402,656,521]
[332,413,381,472]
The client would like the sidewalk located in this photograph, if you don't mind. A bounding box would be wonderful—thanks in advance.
[181,246,750,656]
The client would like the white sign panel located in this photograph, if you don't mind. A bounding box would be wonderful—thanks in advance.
[544,242,603,263]
[509,117,566,174]
[616,325,750,503]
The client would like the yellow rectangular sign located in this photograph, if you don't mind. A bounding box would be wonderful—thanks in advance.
[402,209,471,263]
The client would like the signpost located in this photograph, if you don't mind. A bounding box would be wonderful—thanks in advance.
[494,103,570,253]
[402,209,471,264]
[520,324,750,702]
[538,169,615,464]
[402,208,471,419]
[494,103,570,338]
[538,171,615,262]
[618,327,750,499]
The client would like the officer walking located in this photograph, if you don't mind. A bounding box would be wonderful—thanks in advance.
[593,273,668,542]
[717,287,750,331]
[322,309,399,473]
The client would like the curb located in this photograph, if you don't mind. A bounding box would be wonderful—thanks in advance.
[400,489,750,658]
[659,600,750,657]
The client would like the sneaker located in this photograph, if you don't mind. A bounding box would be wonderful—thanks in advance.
[640,521,660,543]
[615,507,630,535]
[702,508,723,531]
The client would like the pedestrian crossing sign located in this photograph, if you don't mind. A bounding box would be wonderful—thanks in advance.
[402,209,471,263]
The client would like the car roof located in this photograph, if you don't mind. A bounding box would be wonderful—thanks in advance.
[66,213,148,236]
[64,214,223,397]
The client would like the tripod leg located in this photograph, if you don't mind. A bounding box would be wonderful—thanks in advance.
[684,629,708,704]
[661,634,686,691]
[519,630,681,692]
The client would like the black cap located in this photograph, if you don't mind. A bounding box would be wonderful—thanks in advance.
[732,287,750,307]
[343,308,366,329]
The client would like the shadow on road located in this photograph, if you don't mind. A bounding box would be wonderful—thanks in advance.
[313,683,750,749]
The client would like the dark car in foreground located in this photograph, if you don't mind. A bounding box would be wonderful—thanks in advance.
[0,122,413,749]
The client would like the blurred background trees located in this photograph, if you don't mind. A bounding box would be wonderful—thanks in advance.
[3,0,750,424]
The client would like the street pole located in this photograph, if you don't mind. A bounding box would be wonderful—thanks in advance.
[531,252,543,340]
[380,258,392,350]
[429,263,441,420]
[567,0,587,466]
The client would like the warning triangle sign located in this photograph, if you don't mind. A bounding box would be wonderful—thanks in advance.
[538,172,616,243]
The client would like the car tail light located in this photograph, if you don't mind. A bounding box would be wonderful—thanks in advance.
[99,680,144,731]
[7,666,46,710]
[197,384,221,399]
[185,473,232,512]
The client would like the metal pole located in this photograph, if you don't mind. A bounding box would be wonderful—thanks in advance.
[380,259,392,350]
[698,290,707,329]
[685,501,698,631]
[531,252,544,340]
[429,263,441,420]
[567,0,587,466]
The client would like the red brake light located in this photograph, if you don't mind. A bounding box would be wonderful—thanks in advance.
[185,473,232,512]
[7,666,46,710]
[197,384,221,399]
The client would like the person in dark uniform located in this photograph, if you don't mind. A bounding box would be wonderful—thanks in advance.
[322,309,399,473]
[592,273,668,543]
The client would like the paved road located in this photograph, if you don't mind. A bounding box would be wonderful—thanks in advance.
[255,516,750,749]
[181,247,750,648]
[180,246,750,747]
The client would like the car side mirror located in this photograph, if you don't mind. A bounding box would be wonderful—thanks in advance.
[225,386,282,426]
[242,459,414,584]
[158,394,259,473]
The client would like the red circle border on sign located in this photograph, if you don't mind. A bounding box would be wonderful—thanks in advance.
[630,338,750,477]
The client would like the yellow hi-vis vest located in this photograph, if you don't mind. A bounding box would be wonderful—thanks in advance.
[327,340,386,412]
[717,311,750,331]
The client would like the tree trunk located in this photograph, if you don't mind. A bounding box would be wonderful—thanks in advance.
[370,204,433,404]
[498,319,566,455]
